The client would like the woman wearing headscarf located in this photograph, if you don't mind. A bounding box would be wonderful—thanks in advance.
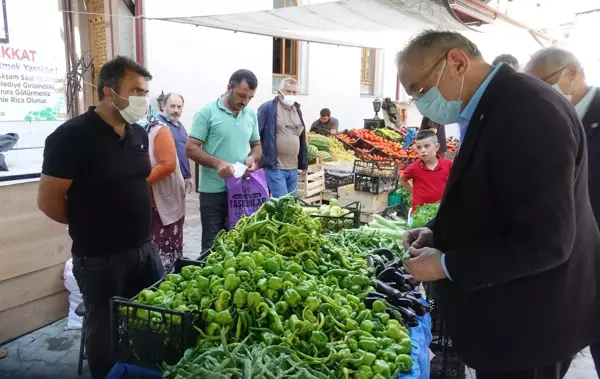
[146,115,186,269]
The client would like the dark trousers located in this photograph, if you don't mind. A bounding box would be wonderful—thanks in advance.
[72,241,164,379]
[590,342,600,376]
[199,191,228,252]
[476,358,572,379]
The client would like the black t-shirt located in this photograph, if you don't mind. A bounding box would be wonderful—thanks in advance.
[42,107,152,256]
[420,117,447,154]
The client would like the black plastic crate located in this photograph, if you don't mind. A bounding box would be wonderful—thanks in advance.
[354,173,398,194]
[425,283,466,379]
[299,200,361,232]
[353,159,398,178]
[325,171,354,189]
[110,297,199,367]
[111,259,207,366]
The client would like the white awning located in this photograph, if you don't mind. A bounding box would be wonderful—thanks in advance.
[146,0,473,49]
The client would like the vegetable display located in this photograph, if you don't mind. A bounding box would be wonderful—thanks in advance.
[348,129,417,160]
[130,196,423,379]
[397,187,411,210]
[301,198,356,232]
[410,203,440,229]
[374,128,403,143]
[308,133,355,163]
[325,228,406,259]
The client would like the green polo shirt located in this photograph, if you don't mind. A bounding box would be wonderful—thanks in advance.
[190,97,260,193]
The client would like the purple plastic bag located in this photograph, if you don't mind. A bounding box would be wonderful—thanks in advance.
[225,169,269,229]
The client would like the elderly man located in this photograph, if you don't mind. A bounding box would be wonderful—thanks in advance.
[186,69,262,252]
[399,30,600,379]
[257,78,308,198]
[158,92,193,193]
[525,47,600,376]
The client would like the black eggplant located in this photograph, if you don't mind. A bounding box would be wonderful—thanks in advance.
[370,255,386,275]
[384,258,402,270]
[408,290,422,299]
[402,274,416,288]
[403,294,429,316]
[386,303,419,327]
[370,248,395,262]
[366,292,388,300]
[388,297,415,309]
[373,280,402,301]
[377,267,406,286]
[396,306,419,326]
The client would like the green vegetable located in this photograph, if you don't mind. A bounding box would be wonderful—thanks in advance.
[411,202,440,229]
[233,288,247,308]
[309,331,328,349]
[373,359,391,376]
[283,289,302,307]
[372,300,386,313]
[395,353,413,372]
[215,310,233,324]
[224,273,241,292]
[166,274,183,284]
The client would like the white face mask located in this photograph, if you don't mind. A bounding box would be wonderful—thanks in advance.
[280,91,297,106]
[112,90,149,124]
[551,71,574,102]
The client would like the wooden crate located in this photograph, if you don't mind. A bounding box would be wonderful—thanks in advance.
[298,164,325,204]
[338,185,389,214]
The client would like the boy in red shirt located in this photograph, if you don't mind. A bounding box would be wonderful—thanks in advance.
[400,130,453,215]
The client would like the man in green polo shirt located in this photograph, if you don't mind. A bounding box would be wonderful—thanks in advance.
[186,69,262,251]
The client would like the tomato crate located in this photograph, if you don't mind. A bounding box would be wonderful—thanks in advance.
[298,200,361,232]
[110,259,206,367]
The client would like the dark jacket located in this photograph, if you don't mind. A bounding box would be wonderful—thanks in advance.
[582,88,600,229]
[429,66,600,371]
[257,97,308,170]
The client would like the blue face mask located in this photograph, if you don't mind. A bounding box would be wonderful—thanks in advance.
[416,60,464,125]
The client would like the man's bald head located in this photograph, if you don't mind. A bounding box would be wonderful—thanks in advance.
[396,30,490,125]
[397,30,483,70]
[162,92,184,123]
[525,47,584,79]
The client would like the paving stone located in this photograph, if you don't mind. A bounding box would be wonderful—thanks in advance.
[17,343,68,365]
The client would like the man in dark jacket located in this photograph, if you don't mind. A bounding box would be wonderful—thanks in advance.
[398,30,600,378]
[257,78,308,197]
[525,47,600,376]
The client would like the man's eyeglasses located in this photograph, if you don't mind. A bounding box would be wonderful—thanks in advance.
[407,52,450,103]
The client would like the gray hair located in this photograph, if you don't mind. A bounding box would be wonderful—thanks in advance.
[525,47,584,77]
[279,77,298,90]
[397,29,482,65]
[163,92,184,105]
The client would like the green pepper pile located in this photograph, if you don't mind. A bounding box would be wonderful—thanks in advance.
[132,195,414,378]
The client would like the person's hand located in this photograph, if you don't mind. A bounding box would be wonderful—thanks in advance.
[403,247,446,282]
[185,178,194,194]
[245,157,257,172]
[217,162,235,179]
[403,227,434,251]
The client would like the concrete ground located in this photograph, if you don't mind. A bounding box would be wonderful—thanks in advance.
[0,195,597,378]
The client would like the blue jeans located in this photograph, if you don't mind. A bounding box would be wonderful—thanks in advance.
[264,168,298,198]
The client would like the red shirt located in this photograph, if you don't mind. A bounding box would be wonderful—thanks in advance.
[402,156,453,213]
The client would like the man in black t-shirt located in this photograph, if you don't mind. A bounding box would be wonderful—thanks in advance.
[38,56,164,379]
